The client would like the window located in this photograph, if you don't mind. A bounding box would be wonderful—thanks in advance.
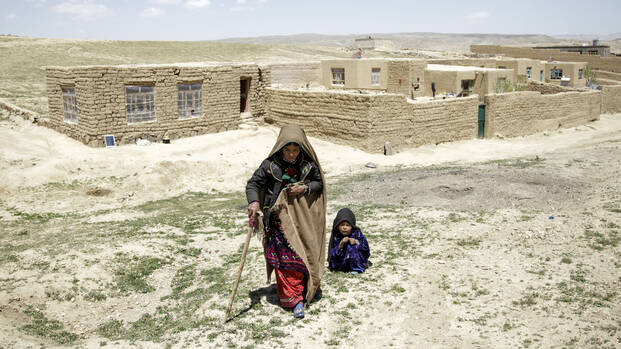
[331,68,345,85]
[460,80,473,96]
[370,68,381,86]
[550,69,563,80]
[61,87,78,124]
[125,85,155,124]
[496,78,506,93]
[498,66,507,69]
[540,70,544,81]
[578,69,583,79]
[526,67,532,79]
[178,83,203,119]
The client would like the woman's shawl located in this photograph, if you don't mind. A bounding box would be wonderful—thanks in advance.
[269,125,326,303]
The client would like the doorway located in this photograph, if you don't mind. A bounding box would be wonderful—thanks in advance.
[240,78,251,112]
[478,104,486,139]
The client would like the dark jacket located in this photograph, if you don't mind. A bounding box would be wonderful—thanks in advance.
[246,152,322,228]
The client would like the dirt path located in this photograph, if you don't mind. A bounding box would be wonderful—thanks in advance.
[0,110,620,348]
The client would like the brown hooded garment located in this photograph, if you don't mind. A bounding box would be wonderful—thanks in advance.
[267,125,326,303]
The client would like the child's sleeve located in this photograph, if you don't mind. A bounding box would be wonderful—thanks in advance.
[328,236,346,269]
[357,232,370,260]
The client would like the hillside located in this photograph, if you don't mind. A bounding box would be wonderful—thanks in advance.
[219,32,568,52]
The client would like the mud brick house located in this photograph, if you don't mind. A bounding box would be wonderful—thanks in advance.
[45,63,266,146]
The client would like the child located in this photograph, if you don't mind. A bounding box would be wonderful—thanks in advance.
[328,208,370,274]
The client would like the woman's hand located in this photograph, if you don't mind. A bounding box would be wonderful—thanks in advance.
[287,184,306,197]
[248,201,260,225]
[349,238,359,246]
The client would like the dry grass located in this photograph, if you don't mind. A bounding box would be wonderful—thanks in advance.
[0,35,356,116]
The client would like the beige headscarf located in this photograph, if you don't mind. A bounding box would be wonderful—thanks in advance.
[267,125,326,303]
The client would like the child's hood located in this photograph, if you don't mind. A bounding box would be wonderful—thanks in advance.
[332,208,357,231]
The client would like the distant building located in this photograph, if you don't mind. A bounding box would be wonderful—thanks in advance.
[354,36,395,51]
[533,40,611,57]
[424,64,515,99]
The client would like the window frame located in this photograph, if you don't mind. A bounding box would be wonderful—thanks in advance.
[578,69,583,79]
[177,82,203,120]
[61,86,78,124]
[461,79,474,96]
[125,84,156,124]
[331,67,345,86]
[550,68,563,80]
[526,67,532,79]
[496,78,506,93]
[370,67,381,86]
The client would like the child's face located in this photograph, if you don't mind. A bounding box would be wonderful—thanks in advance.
[338,221,352,235]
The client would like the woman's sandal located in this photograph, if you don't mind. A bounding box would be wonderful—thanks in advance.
[293,302,304,319]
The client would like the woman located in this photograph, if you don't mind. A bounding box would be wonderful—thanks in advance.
[246,125,326,319]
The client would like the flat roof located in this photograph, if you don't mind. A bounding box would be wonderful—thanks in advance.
[426,64,507,72]
[45,62,259,69]
[534,45,609,49]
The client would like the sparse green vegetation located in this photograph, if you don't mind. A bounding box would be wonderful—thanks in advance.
[456,237,482,247]
[84,290,107,302]
[513,292,539,307]
[485,155,545,168]
[113,256,167,294]
[21,307,78,345]
[584,229,620,250]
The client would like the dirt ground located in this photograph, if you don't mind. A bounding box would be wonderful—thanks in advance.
[1,110,620,348]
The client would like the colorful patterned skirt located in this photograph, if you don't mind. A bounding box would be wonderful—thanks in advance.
[264,218,308,308]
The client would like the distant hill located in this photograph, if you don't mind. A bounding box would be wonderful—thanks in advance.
[607,39,621,54]
[219,32,569,52]
[552,33,621,42]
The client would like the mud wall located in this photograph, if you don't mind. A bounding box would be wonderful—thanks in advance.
[601,85,621,114]
[266,88,478,152]
[267,62,321,88]
[484,90,601,138]
[526,81,580,94]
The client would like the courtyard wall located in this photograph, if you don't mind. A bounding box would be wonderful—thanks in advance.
[484,90,601,138]
[266,88,478,152]
[601,85,621,114]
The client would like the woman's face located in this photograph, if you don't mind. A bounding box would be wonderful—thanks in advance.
[282,143,300,163]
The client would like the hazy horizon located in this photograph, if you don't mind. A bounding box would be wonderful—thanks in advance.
[1,0,620,41]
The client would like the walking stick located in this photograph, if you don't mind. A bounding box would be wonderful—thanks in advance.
[223,212,260,323]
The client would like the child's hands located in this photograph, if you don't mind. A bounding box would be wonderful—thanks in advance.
[339,237,359,248]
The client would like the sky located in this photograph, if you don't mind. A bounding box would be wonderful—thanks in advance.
[1,0,621,41]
